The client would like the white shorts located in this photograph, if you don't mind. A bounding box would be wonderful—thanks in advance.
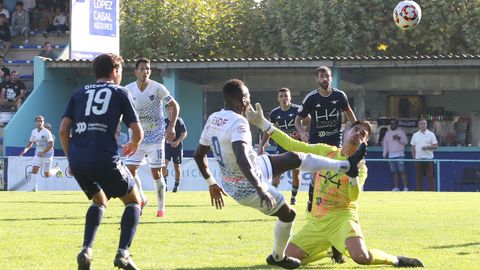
[32,156,53,173]
[235,155,286,215]
[124,140,165,168]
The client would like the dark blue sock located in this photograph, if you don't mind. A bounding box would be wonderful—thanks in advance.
[291,185,299,198]
[119,203,141,250]
[83,203,105,248]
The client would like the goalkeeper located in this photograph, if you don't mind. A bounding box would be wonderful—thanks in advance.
[246,103,424,268]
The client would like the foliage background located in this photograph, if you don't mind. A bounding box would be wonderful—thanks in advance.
[120,0,480,59]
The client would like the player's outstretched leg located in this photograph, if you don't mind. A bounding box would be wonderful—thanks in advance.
[396,256,424,268]
[345,143,367,178]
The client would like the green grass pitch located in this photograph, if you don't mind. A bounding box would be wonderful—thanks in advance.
[0,191,479,269]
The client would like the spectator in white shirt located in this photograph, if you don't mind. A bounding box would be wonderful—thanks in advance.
[410,118,438,191]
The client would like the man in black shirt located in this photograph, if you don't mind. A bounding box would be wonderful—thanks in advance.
[0,13,10,58]
[0,70,26,111]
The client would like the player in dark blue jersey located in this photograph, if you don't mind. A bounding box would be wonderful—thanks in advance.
[294,66,357,264]
[59,53,144,270]
[258,88,310,205]
[162,103,188,192]
[295,66,356,147]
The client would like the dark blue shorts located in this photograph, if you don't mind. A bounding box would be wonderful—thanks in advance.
[165,145,183,164]
[69,160,135,200]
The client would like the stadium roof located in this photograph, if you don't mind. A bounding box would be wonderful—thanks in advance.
[43,54,480,69]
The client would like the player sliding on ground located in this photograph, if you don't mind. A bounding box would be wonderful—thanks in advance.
[246,102,424,268]
[193,79,366,269]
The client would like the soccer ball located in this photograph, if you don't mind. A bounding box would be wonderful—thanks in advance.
[393,1,422,30]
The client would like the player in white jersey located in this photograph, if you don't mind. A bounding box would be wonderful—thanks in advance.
[124,58,179,218]
[194,79,366,269]
[19,115,63,192]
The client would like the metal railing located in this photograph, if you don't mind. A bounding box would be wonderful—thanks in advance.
[365,158,479,191]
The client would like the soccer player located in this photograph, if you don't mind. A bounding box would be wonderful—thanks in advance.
[193,79,366,269]
[295,66,356,146]
[258,87,308,205]
[124,57,180,217]
[161,103,187,192]
[59,53,144,270]
[247,103,424,268]
[19,115,63,192]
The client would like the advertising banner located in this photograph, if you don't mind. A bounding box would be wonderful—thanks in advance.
[7,157,311,191]
[70,0,120,60]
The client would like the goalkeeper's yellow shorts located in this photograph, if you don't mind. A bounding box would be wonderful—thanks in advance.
[290,211,364,257]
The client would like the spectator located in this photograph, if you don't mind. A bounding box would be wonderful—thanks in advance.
[38,41,57,59]
[46,6,68,34]
[382,119,409,191]
[4,0,15,15]
[0,13,10,59]
[10,1,30,45]
[32,0,51,31]
[410,118,438,191]
[21,0,35,13]
[0,70,26,111]
[0,1,10,20]
[0,66,10,83]
[453,116,468,146]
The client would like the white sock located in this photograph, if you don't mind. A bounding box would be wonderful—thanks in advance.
[272,220,293,261]
[32,173,39,191]
[154,177,166,211]
[297,153,350,173]
[134,175,147,203]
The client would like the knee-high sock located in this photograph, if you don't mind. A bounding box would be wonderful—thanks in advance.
[297,153,350,173]
[31,173,39,191]
[119,203,140,250]
[83,203,105,248]
[368,249,398,265]
[154,176,166,211]
[134,175,147,203]
[272,220,293,261]
[291,185,299,198]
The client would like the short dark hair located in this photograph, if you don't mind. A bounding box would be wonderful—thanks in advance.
[135,58,150,69]
[277,87,290,94]
[223,79,245,102]
[16,1,23,7]
[44,41,51,46]
[390,118,398,124]
[93,53,123,79]
[351,120,372,140]
[315,66,332,76]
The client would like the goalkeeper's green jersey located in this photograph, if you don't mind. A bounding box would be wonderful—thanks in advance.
[270,127,367,218]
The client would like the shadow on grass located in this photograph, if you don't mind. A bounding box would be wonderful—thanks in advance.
[427,242,480,249]
[4,200,86,205]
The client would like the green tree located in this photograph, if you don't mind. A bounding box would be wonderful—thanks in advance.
[120,0,480,58]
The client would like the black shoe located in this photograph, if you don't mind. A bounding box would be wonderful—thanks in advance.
[331,246,346,264]
[266,254,301,269]
[396,256,424,268]
[346,143,367,178]
[114,251,140,270]
[77,248,93,270]
[172,186,178,192]
[290,197,296,205]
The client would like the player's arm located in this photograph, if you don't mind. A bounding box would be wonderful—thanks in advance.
[295,115,309,142]
[171,118,187,147]
[258,131,270,155]
[19,141,34,156]
[193,143,228,209]
[232,141,275,208]
[59,117,72,156]
[122,122,143,156]
[165,99,179,142]
[347,165,367,201]
[344,106,357,123]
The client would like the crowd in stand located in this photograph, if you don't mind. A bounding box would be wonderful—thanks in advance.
[0,1,67,111]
